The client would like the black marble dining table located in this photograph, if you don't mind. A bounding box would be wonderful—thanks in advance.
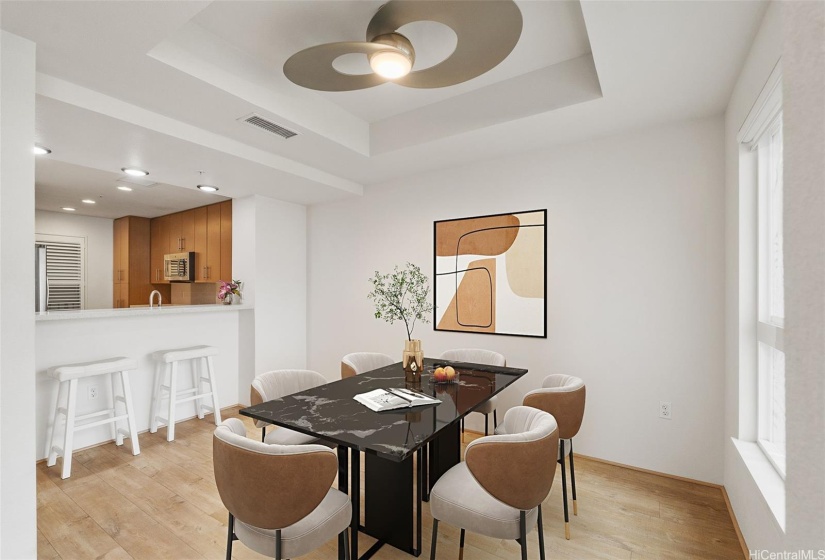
[240,358,527,560]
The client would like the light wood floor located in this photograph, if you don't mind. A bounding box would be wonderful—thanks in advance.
[37,407,744,560]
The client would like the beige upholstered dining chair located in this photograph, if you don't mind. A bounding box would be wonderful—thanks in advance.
[340,352,394,379]
[213,419,351,560]
[429,406,558,560]
[439,348,506,436]
[250,369,328,443]
[518,374,586,540]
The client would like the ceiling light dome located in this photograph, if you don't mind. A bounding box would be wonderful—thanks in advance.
[121,167,148,177]
[368,33,415,79]
[197,184,219,192]
[33,145,52,155]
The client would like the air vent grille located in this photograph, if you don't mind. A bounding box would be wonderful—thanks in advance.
[241,114,298,139]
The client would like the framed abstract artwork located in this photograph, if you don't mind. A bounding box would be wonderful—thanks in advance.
[434,209,547,338]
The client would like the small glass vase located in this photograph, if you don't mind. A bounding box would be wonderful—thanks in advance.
[222,294,233,305]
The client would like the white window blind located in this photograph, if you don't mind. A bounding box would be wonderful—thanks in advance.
[37,235,86,310]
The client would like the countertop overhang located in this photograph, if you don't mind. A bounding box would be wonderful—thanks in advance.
[35,303,253,322]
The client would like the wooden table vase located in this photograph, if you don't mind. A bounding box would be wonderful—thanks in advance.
[402,339,424,383]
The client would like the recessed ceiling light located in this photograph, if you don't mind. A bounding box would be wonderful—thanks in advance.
[82,199,96,204]
[121,167,148,177]
[117,186,133,192]
[33,145,52,155]
[197,184,219,192]
[62,207,76,212]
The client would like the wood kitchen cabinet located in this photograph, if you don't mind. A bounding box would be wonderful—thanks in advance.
[150,214,170,284]
[220,200,232,282]
[194,206,208,281]
[193,202,230,282]
[168,209,195,253]
[150,209,196,285]
[206,204,221,281]
[112,216,151,308]
[151,200,232,287]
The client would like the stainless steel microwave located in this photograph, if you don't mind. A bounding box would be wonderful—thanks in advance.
[164,252,195,282]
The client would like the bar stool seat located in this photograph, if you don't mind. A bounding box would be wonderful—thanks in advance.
[159,345,219,363]
[150,345,221,442]
[46,357,140,479]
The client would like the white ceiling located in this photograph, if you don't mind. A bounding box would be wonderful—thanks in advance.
[35,158,228,220]
[0,0,769,206]
[189,0,593,123]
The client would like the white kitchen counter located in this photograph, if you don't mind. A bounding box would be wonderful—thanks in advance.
[36,304,254,460]
[35,303,252,321]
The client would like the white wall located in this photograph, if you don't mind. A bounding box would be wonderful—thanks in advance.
[232,195,307,404]
[0,30,38,559]
[35,310,244,460]
[782,1,825,550]
[722,3,786,552]
[308,116,726,483]
[35,210,113,309]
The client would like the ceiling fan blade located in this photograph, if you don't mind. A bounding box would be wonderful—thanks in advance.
[283,42,390,92]
[366,0,523,89]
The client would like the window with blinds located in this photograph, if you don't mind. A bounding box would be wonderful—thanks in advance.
[37,235,86,310]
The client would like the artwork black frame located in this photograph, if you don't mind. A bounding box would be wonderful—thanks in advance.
[433,209,547,339]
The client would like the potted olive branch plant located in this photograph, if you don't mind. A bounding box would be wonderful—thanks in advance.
[368,262,432,382]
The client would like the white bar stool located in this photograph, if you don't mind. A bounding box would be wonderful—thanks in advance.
[45,357,140,479]
[150,345,222,441]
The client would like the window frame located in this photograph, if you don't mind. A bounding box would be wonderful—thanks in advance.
[754,111,786,479]
[737,60,785,480]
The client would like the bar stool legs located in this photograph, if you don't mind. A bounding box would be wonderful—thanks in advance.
[206,356,222,425]
[47,358,140,479]
[60,380,78,479]
[149,361,162,435]
[167,361,179,442]
[120,371,140,456]
[150,347,222,442]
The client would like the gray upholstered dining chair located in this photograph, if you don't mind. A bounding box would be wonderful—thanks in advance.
[506,374,586,540]
[250,369,328,443]
[340,352,394,379]
[439,348,506,436]
[213,419,351,560]
[429,406,559,560]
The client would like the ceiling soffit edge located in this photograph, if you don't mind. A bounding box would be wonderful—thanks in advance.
[35,73,364,197]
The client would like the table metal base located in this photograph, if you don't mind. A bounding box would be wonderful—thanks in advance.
[338,421,461,559]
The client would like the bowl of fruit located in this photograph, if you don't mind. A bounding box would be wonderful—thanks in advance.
[430,364,459,384]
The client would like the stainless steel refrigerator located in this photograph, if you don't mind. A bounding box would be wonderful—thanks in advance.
[35,243,47,312]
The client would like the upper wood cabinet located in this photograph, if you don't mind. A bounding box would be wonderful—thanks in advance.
[153,201,231,285]
[220,200,233,282]
[150,214,170,284]
[194,206,208,281]
[167,209,195,253]
[112,216,151,308]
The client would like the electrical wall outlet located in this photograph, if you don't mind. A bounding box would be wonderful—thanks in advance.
[88,385,98,400]
[659,401,672,419]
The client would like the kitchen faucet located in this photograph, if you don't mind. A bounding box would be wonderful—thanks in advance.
[149,290,162,309]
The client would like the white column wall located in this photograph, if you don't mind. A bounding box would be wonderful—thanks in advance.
[0,30,38,559]
[782,1,825,551]
[232,195,307,404]
[722,2,785,551]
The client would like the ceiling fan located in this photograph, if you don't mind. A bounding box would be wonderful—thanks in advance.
[282,0,523,92]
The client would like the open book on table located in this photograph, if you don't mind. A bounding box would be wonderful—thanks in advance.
[354,388,441,412]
